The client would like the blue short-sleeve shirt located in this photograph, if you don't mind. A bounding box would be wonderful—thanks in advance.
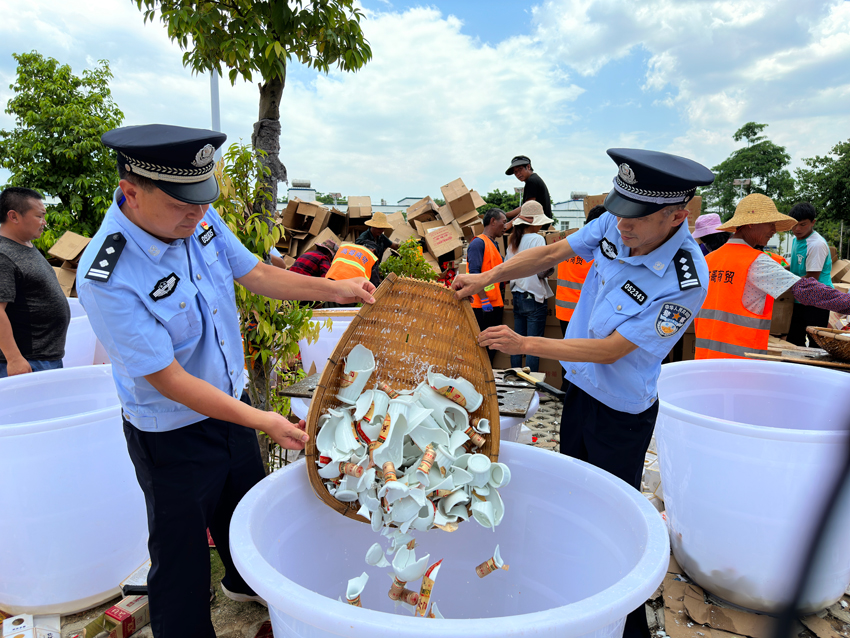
[77,189,259,431]
[563,212,709,413]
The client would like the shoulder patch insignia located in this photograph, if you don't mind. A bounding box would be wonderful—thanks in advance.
[198,220,217,247]
[84,233,127,283]
[621,280,647,305]
[655,303,692,338]
[674,248,701,291]
[149,273,180,301]
[600,237,618,260]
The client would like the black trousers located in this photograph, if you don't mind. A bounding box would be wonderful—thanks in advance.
[473,306,504,364]
[123,401,266,638]
[787,303,831,347]
[559,381,658,638]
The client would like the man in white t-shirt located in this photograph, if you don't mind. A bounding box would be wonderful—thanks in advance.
[787,202,834,346]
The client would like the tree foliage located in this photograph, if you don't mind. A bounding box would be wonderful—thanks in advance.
[379,238,437,282]
[0,52,124,250]
[315,191,347,205]
[795,139,850,224]
[214,143,327,468]
[133,0,372,222]
[479,188,521,214]
[703,122,795,218]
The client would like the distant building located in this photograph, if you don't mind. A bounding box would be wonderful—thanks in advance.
[552,199,586,231]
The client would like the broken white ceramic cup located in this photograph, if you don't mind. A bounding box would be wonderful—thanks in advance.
[336,344,376,404]
[467,454,492,488]
[365,543,390,568]
[471,499,495,530]
[427,366,483,412]
[416,384,469,431]
[489,462,511,489]
[346,572,369,606]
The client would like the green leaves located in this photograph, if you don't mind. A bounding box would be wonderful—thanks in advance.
[0,52,124,252]
[134,0,372,85]
[795,139,850,225]
[380,237,437,282]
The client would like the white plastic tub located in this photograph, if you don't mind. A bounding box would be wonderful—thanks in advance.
[298,308,358,376]
[0,365,148,615]
[231,441,669,638]
[67,297,86,318]
[657,359,850,614]
[62,315,97,368]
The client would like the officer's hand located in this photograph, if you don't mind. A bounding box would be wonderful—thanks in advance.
[263,412,310,450]
[451,273,486,300]
[478,325,525,355]
[6,356,32,377]
[334,278,376,305]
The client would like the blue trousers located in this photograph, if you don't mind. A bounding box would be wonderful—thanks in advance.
[510,291,548,372]
[0,359,63,378]
[123,398,265,638]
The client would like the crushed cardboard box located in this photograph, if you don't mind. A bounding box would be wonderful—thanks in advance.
[347,196,372,220]
[440,178,483,226]
[48,231,90,265]
[406,196,439,227]
[297,227,342,258]
[462,221,484,242]
[831,260,850,283]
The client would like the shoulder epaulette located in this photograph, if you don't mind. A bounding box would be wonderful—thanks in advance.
[84,232,127,283]
[673,248,701,291]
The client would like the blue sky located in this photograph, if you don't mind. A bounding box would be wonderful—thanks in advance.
[2,0,850,205]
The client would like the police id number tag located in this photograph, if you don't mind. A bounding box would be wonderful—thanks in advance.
[621,280,647,305]
[198,221,217,246]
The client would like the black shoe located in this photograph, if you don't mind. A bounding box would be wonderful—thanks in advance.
[220,582,267,607]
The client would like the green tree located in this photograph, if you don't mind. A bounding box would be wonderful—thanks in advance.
[215,143,326,470]
[795,139,850,224]
[315,191,347,206]
[479,188,521,214]
[703,122,795,218]
[0,52,124,250]
[134,0,371,223]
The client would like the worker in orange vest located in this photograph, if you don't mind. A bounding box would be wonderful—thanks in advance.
[326,241,379,287]
[555,204,607,338]
[468,208,507,363]
[694,194,850,359]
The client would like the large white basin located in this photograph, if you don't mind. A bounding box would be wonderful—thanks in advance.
[62,315,97,368]
[0,365,148,615]
[67,297,86,318]
[657,359,850,614]
[230,441,669,638]
[298,308,358,375]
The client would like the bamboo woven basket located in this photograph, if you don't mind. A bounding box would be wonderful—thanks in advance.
[806,327,850,362]
[305,273,501,523]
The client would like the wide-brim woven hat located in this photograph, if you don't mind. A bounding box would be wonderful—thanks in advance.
[364,211,395,230]
[717,194,797,233]
[513,200,549,227]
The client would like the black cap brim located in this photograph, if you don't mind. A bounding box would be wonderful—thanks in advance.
[155,174,221,205]
[604,188,670,219]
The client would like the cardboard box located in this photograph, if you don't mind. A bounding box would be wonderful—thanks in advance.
[80,596,150,638]
[831,259,850,282]
[280,198,305,229]
[543,228,578,245]
[583,194,607,217]
[296,200,330,236]
[327,207,348,238]
[422,223,463,259]
[470,190,486,210]
[297,227,342,258]
[385,211,406,229]
[347,196,372,219]
[440,178,478,223]
[48,231,91,265]
[52,265,78,297]
[423,252,441,275]
[770,289,794,335]
[685,196,702,230]
[462,221,484,242]
[389,222,420,246]
[406,196,439,227]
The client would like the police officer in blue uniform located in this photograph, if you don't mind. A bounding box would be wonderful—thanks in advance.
[77,125,375,638]
[453,148,713,638]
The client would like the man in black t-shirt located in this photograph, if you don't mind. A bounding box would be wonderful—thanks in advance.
[505,155,552,226]
[0,187,71,377]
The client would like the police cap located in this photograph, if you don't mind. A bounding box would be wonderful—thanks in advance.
[102,125,227,205]
[603,148,714,218]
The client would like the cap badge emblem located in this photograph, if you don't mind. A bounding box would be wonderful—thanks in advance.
[192,144,216,168]
[618,163,637,185]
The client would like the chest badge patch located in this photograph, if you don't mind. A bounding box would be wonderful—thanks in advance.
[149,273,180,301]
[198,221,217,246]
[600,238,618,260]
[621,280,648,305]
[655,303,692,338]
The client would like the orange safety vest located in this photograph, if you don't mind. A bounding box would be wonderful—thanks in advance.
[694,243,774,360]
[470,235,504,309]
[555,255,593,321]
[326,243,377,281]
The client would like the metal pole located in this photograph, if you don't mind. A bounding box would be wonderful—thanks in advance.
[210,71,221,161]
[841,221,844,259]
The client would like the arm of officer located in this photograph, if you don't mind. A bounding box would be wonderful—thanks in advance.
[144,361,308,450]
[452,237,575,299]
[237,262,376,305]
[479,326,638,365]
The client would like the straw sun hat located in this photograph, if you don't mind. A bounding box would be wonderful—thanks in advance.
[716,194,797,233]
[513,200,549,227]
[364,211,395,230]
